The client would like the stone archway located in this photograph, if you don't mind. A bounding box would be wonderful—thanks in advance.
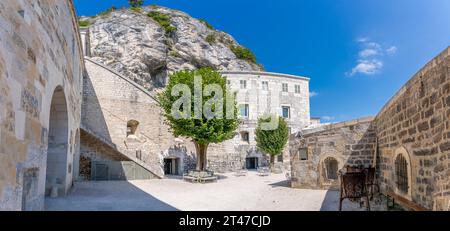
[45,86,69,197]
[393,146,413,200]
[318,155,344,188]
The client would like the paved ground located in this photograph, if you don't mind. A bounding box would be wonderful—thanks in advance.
[45,171,386,211]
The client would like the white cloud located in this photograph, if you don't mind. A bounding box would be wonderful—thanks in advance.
[366,42,381,49]
[321,116,335,121]
[309,91,318,97]
[347,59,383,76]
[347,37,396,76]
[359,48,379,58]
[386,46,398,55]
[356,37,369,43]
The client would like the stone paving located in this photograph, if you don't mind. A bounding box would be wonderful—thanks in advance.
[45,171,387,211]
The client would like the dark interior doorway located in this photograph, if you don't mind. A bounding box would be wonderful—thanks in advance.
[164,158,179,175]
[246,157,259,169]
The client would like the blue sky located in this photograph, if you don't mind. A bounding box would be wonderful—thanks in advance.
[74,0,450,122]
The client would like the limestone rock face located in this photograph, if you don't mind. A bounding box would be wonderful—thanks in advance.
[80,6,262,92]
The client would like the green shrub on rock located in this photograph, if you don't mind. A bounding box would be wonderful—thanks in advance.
[199,19,214,30]
[206,33,216,44]
[78,20,92,27]
[147,11,177,35]
[231,45,257,64]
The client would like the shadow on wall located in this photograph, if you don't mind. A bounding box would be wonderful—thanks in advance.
[81,73,112,143]
[45,180,178,211]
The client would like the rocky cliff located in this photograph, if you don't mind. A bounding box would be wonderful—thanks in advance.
[79,6,263,92]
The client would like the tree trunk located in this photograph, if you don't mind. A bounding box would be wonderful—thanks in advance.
[270,155,275,170]
[194,142,209,171]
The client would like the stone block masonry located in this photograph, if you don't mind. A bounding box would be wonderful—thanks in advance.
[0,1,84,210]
[375,47,450,210]
[290,117,376,189]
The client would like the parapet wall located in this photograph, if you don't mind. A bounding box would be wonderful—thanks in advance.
[375,47,450,210]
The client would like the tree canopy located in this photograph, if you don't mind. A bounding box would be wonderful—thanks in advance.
[255,116,289,163]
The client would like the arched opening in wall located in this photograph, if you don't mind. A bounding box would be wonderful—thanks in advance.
[323,157,339,181]
[393,147,412,199]
[127,120,139,137]
[240,131,250,144]
[45,86,69,197]
[395,154,409,195]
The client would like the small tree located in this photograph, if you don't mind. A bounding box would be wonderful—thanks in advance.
[255,116,289,169]
[129,0,144,8]
[157,68,239,171]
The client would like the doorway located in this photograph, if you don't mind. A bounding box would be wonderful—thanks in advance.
[45,86,69,197]
[246,157,259,169]
[164,158,180,175]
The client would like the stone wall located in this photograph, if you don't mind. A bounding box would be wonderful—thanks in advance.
[0,1,83,210]
[375,47,450,210]
[290,117,376,189]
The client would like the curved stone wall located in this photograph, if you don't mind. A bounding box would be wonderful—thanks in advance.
[375,47,450,210]
[0,1,84,210]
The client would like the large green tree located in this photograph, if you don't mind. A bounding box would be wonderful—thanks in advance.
[157,68,239,171]
[255,116,289,168]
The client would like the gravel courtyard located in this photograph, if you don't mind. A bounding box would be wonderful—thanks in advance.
[45,171,384,211]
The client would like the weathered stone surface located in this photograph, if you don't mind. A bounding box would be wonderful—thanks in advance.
[0,1,83,210]
[80,6,263,94]
[289,117,376,190]
[375,47,450,211]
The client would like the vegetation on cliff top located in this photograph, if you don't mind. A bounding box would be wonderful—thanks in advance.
[78,20,92,27]
[199,19,214,30]
[147,11,177,35]
[231,45,257,64]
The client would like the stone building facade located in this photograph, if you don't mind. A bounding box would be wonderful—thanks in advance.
[0,1,84,210]
[290,47,450,211]
[210,71,311,171]
[290,117,376,189]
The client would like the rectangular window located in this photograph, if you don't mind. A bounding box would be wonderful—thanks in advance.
[299,148,308,160]
[240,80,247,89]
[240,104,249,118]
[295,85,301,94]
[277,154,283,162]
[262,81,268,91]
[282,106,290,119]
[282,83,288,92]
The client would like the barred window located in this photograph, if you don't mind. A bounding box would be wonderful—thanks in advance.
[277,154,283,162]
[395,154,409,194]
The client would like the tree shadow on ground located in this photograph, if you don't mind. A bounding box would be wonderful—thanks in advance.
[45,180,178,211]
